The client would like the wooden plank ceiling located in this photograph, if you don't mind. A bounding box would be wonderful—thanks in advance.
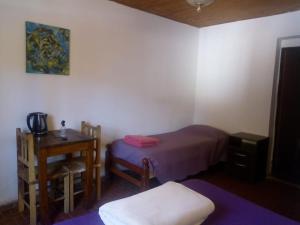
[111,0,300,27]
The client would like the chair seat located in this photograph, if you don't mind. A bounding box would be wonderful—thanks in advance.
[67,157,86,174]
[45,161,69,179]
[18,161,69,184]
[66,157,101,174]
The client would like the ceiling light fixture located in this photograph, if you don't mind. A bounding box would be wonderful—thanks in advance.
[186,0,215,12]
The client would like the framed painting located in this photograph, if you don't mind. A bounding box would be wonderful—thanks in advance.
[26,21,70,75]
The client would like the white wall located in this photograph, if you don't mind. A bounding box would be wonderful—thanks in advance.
[0,0,199,204]
[194,11,300,135]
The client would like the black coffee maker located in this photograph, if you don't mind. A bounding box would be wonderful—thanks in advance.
[27,112,48,136]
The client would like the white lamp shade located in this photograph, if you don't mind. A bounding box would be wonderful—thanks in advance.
[186,0,215,7]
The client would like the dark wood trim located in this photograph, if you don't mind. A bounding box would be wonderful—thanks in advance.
[268,35,300,175]
[105,144,150,190]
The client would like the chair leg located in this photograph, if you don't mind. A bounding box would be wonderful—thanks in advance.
[69,173,74,212]
[96,167,101,200]
[64,175,70,213]
[18,178,25,212]
[29,184,37,225]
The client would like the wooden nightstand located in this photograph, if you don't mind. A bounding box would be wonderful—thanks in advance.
[227,132,269,182]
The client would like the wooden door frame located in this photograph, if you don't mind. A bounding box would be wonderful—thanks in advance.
[268,35,300,175]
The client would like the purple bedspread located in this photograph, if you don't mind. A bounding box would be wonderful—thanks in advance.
[183,180,300,225]
[55,179,300,225]
[111,125,228,182]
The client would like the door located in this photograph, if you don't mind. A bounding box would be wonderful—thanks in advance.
[272,47,300,184]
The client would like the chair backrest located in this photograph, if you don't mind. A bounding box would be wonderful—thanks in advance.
[16,128,36,183]
[81,121,101,166]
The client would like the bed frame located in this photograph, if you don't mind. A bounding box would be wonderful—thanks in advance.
[105,144,150,190]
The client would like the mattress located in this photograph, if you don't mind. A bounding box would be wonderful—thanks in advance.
[111,125,228,182]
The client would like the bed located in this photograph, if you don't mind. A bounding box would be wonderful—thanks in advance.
[106,125,228,189]
[55,179,300,225]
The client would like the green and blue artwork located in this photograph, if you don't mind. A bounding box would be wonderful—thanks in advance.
[26,21,70,75]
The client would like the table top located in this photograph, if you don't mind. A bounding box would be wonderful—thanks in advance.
[35,129,95,149]
[230,132,268,142]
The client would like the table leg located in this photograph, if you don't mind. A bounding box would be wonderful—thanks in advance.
[84,141,93,208]
[38,149,51,225]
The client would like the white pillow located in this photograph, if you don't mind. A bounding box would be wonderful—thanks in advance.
[99,181,215,225]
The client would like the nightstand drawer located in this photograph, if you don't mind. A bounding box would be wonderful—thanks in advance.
[232,151,248,158]
[241,142,257,154]
[228,143,256,155]
[233,162,248,168]
[227,161,251,179]
[228,151,250,165]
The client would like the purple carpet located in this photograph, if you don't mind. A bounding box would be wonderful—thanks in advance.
[55,212,104,225]
[55,179,300,225]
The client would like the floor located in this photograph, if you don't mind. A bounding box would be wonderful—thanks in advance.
[198,169,300,222]
[0,168,299,225]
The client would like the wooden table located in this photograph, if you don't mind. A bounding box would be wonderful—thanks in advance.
[35,129,95,225]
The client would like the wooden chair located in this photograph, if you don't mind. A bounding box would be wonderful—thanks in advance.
[16,128,70,225]
[67,121,101,211]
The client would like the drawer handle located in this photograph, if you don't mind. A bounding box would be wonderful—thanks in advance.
[234,162,247,168]
[242,139,256,145]
[234,152,247,157]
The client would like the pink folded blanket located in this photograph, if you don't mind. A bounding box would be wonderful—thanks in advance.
[124,135,160,148]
